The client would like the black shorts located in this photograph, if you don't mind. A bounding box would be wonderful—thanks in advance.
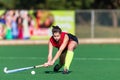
[67,33,78,44]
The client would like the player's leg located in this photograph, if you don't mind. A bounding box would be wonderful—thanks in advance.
[63,41,77,73]
[54,50,67,72]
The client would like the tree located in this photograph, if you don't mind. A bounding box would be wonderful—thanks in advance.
[15,0,44,9]
[0,0,16,9]
[92,0,120,9]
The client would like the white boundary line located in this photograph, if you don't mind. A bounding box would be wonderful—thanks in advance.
[1,57,120,61]
[0,40,48,45]
[1,38,120,45]
[0,57,45,60]
[79,38,120,44]
[75,58,120,61]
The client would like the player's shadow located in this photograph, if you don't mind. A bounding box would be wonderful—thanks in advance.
[44,71,72,74]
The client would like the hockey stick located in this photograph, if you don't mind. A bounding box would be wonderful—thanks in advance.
[4,64,44,74]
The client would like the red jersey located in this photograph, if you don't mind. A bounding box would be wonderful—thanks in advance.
[50,32,67,48]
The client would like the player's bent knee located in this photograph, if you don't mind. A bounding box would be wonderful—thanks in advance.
[68,44,77,51]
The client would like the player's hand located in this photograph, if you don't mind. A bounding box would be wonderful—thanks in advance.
[49,60,55,66]
[43,62,50,67]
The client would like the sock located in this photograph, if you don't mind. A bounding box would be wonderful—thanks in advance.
[64,50,74,70]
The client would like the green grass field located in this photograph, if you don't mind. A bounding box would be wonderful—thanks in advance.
[1,44,120,80]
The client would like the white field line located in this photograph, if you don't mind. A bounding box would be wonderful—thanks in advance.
[75,58,120,61]
[1,38,120,45]
[0,57,45,60]
[1,57,120,61]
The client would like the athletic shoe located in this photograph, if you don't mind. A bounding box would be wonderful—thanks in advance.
[62,69,70,74]
[53,64,62,72]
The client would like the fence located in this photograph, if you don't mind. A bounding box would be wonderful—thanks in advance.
[76,10,120,39]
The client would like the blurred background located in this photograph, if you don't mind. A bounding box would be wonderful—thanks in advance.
[1,1,120,80]
[0,0,120,43]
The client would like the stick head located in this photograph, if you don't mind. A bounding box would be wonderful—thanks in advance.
[4,67,8,73]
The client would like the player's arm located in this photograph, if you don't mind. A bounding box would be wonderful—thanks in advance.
[51,34,69,65]
[47,41,53,63]
[44,41,53,67]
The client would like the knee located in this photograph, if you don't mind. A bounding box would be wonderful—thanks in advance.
[68,47,74,51]
[68,45,74,51]
[67,41,77,51]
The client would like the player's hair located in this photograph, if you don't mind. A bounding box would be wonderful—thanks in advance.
[52,26,62,34]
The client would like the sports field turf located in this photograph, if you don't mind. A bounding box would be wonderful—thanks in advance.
[1,44,120,80]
